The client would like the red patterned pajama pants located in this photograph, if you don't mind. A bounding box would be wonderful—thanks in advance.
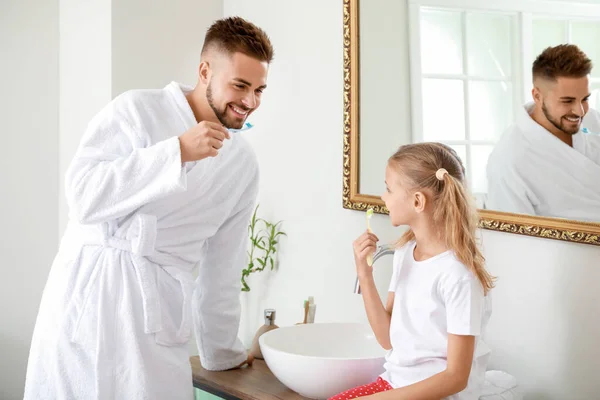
[328,377,393,399]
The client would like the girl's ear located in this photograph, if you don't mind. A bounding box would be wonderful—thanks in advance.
[413,191,427,213]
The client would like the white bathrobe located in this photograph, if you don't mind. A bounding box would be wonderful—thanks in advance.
[486,102,600,221]
[582,107,600,134]
[24,81,259,400]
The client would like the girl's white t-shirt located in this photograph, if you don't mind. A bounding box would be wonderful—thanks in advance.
[380,240,492,400]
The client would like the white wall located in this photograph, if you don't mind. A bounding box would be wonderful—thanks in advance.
[224,1,600,399]
[0,1,59,399]
[59,0,112,236]
[111,0,220,97]
[481,230,600,400]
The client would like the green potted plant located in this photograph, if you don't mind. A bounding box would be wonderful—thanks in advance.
[241,204,286,292]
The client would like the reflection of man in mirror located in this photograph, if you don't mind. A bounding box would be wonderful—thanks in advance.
[486,44,600,221]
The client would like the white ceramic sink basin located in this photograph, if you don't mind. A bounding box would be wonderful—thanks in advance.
[259,322,387,399]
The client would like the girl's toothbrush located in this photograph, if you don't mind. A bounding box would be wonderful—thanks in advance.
[366,208,374,266]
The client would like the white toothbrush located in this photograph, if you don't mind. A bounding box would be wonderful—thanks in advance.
[366,208,374,266]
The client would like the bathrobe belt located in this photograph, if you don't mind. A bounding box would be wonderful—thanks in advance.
[80,213,163,336]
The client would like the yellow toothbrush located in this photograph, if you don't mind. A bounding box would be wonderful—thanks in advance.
[366,208,374,266]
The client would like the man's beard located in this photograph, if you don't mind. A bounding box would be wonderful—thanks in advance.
[206,82,248,129]
[542,102,580,135]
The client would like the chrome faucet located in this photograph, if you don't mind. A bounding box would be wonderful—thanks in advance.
[354,243,395,294]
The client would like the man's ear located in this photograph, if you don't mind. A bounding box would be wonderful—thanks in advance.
[199,61,210,85]
[532,78,552,105]
[532,86,542,105]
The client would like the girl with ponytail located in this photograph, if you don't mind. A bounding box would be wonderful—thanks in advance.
[330,142,495,400]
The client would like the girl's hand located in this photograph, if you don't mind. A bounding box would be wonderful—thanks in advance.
[353,231,379,278]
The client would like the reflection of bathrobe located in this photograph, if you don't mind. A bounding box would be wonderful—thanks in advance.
[24,81,258,400]
[486,103,600,221]
[582,107,600,134]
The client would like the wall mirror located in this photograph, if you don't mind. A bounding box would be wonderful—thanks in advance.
[343,0,600,245]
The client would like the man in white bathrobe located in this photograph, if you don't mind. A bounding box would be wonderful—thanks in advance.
[24,17,273,400]
[486,44,600,221]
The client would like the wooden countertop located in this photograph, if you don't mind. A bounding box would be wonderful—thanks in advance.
[190,356,309,400]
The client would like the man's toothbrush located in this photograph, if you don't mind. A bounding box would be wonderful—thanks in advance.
[366,208,374,266]
[228,122,253,133]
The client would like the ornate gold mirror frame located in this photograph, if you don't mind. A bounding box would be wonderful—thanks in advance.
[342,0,600,246]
